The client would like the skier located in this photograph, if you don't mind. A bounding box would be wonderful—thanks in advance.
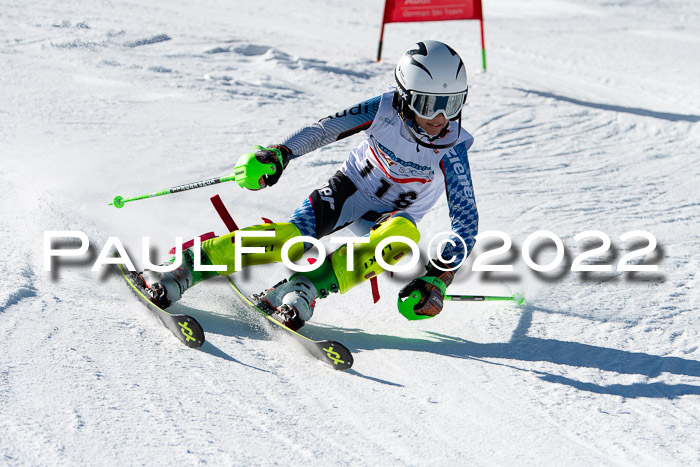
[139,40,479,330]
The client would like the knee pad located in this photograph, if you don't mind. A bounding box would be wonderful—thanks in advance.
[201,222,304,274]
[330,215,420,294]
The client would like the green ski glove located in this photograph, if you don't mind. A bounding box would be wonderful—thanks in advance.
[234,145,291,190]
[398,260,455,320]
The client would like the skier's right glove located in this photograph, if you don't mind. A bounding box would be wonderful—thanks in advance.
[234,145,291,190]
[397,260,455,320]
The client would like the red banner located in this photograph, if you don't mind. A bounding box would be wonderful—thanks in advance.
[377,0,486,70]
[382,0,482,24]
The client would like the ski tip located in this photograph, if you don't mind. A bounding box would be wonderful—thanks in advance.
[175,315,206,348]
[310,340,353,371]
[167,314,205,348]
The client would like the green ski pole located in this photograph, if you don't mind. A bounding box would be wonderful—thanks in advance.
[109,174,238,208]
[446,294,525,305]
[109,147,283,208]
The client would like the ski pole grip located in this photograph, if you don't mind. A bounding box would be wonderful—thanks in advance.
[234,151,278,190]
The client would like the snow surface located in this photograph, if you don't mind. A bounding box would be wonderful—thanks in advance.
[1,0,699,465]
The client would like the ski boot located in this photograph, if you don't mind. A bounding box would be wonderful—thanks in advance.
[253,275,319,331]
[137,248,218,309]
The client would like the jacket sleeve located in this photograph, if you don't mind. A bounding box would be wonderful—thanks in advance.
[278,95,381,159]
[438,139,479,272]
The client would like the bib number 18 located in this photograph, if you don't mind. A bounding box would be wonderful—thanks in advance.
[374,178,417,210]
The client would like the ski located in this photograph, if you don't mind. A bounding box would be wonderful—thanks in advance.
[115,261,205,348]
[227,276,353,371]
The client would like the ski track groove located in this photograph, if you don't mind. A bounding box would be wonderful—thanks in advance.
[0,266,38,315]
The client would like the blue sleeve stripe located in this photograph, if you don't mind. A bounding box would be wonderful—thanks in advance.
[439,142,479,270]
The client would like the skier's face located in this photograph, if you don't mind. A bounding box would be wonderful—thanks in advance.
[414,113,448,136]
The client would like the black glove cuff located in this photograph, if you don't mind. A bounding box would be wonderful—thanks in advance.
[256,145,291,187]
[268,144,291,168]
[425,260,455,288]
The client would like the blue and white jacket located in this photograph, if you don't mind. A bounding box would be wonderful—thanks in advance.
[280,90,478,269]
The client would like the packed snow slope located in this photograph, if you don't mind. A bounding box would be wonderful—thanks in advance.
[1,0,699,465]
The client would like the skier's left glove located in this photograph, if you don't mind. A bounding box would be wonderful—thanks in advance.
[397,260,455,320]
[234,145,291,190]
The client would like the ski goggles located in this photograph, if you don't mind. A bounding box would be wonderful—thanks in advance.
[409,91,467,120]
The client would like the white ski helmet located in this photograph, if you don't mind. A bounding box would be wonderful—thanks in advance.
[394,40,468,121]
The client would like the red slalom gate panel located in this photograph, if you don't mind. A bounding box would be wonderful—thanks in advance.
[382,0,482,24]
[377,0,486,70]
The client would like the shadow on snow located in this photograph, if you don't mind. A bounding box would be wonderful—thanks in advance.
[517,88,700,123]
[167,296,699,398]
[316,305,700,399]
